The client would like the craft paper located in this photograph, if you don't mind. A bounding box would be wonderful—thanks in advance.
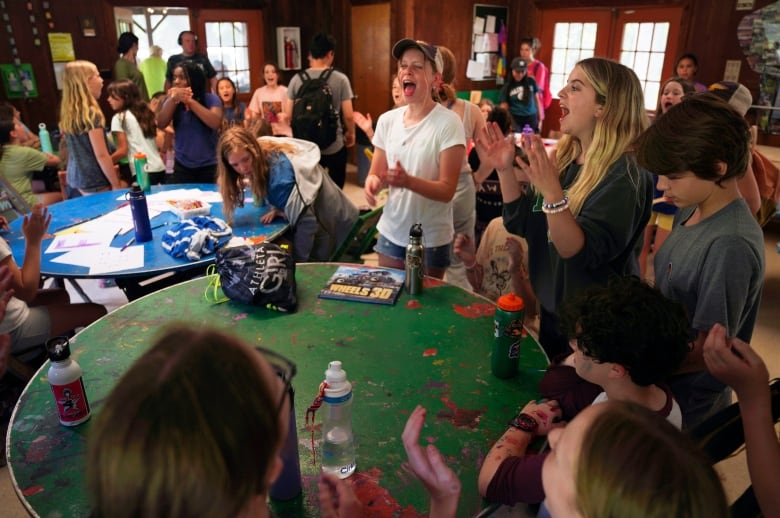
[485,15,496,34]
[473,16,485,35]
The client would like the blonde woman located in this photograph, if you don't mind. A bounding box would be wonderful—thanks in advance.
[60,61,122,197]
[476,57,652,359]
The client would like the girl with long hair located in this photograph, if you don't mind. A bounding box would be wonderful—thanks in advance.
[476,57,653,359]
[156,60,222,183]
[59,60,122,197]
[106,79,166,185]
[217,76,247,128]
[216,126,357,262]
[247,62,292,137]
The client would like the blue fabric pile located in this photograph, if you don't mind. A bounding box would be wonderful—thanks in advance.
[161,216,233,261]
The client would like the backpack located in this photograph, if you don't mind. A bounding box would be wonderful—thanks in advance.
[291,68,339,149]
[530,60,552,109]
[751,148,780,226]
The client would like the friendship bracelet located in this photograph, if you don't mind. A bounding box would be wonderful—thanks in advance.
[464,258,478,270]
[541,196,568,210]
[541,201,570,215]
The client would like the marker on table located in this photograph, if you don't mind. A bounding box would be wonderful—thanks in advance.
[119,222,168,252]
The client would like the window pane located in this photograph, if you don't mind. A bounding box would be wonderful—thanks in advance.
[568,24,583,48]
[634,52,650,80]
[651,23,669,52]
[233,23,247,46]
[622,23,638,50]
[645,81,660,111]
[220,22,234,47]
[648,52,665,79]
[554,23,569,48]
[582,23,598,49]
[551,48,567,74]
[205,22,220,43]
[636,23,654,52]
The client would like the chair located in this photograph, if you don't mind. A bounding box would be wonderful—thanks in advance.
[329,205,383,263]
[689,378,780,517]
[0,175,33,218]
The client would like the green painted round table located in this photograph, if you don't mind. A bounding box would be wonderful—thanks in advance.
[6,263,547,517]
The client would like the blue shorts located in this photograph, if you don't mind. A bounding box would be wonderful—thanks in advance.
[374,234,451,269]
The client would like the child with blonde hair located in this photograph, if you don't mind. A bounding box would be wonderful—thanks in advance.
[59,60,121,197]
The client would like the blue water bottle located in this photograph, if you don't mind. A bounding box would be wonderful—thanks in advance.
[270,384,302,500]
[38,123,53,154]
[126,183,152,243]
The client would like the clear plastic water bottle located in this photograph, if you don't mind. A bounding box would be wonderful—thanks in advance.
[38,123,53,154]
[320,361,355,479]
[405,223,424,295]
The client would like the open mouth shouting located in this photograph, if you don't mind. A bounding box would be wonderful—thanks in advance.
[402,79,417,97]
[559,103,570,121]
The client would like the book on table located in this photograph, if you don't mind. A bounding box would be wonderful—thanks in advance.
[319,265,405,305]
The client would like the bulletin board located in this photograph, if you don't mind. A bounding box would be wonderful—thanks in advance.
[467,4,508,82]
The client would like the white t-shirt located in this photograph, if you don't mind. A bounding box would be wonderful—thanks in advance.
[0,239,29,337]
[592,388,683,429]
[373,104,466,247]
[248,85,292,136]
[111,110,166,173]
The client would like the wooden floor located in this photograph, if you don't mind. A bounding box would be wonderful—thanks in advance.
[1,170,779,516]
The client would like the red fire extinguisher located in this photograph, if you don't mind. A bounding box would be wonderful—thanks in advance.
[285,38,295,69]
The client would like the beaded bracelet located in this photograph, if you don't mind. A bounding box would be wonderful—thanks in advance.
[541,196,568,210]
[541,201,570,215]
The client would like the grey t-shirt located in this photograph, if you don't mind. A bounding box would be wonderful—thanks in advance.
[287,68,353,155]
[654,198,765,342]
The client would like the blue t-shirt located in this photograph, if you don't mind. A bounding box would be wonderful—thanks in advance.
[266,152,296,209]
[172,92,221,168]
[224,101,247,127]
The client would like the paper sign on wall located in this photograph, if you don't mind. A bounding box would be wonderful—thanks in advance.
[47,33,75,62]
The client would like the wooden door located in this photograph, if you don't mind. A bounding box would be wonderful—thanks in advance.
[350,3,391,122]
[195,9,264,104]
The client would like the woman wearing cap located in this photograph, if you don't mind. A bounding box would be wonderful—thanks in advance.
[364,39,465,279]
[476,57,652,359]
[499,57,544,133]
[114,32,149,102]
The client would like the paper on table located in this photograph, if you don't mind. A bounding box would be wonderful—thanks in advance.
[45,231,116,254]
[88,246,144,275]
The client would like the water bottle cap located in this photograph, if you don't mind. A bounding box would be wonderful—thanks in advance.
[497,293,524,312]
[134,151,147,160]
[38,122,47,130]
[129,182,142,193]
[324,361,351,396]
[522,124,533,135]
[409,223,423,238]
[46,336,71,362]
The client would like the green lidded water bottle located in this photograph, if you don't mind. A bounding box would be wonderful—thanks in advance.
[492,293,525,378]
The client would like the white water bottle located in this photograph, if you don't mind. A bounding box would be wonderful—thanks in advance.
[46,337,91,426]
[320,361,355,478]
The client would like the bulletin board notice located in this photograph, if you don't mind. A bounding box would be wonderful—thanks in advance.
[47,33,75,62]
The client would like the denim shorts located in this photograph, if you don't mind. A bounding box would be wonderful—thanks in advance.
[374,234,451,269]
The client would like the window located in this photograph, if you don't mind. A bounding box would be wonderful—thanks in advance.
[205,22,250,93]
[550,23,598,99]
[539,7,682,113]
[619,22,670,110]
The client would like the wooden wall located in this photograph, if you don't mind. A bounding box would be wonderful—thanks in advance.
[0,0,775,136]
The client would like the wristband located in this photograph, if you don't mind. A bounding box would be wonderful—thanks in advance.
[541,196,568,210]
[507,413,539,434]
[464,258,478,270]
[541,202,570,215]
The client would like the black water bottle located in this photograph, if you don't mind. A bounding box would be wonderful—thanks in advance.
[405,223,424,295]
[126,182,152,243]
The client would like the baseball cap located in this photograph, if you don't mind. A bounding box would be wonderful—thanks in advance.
[708,81,752,117]
[392,38,443,73]
[511,57,528,72]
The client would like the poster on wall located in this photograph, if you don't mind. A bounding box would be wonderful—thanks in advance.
[467,5,508,82]
[0,64,38,99]
[47,32,75,62]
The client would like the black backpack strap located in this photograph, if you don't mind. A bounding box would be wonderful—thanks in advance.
[295,71,311,98]
[320,67,334,82]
